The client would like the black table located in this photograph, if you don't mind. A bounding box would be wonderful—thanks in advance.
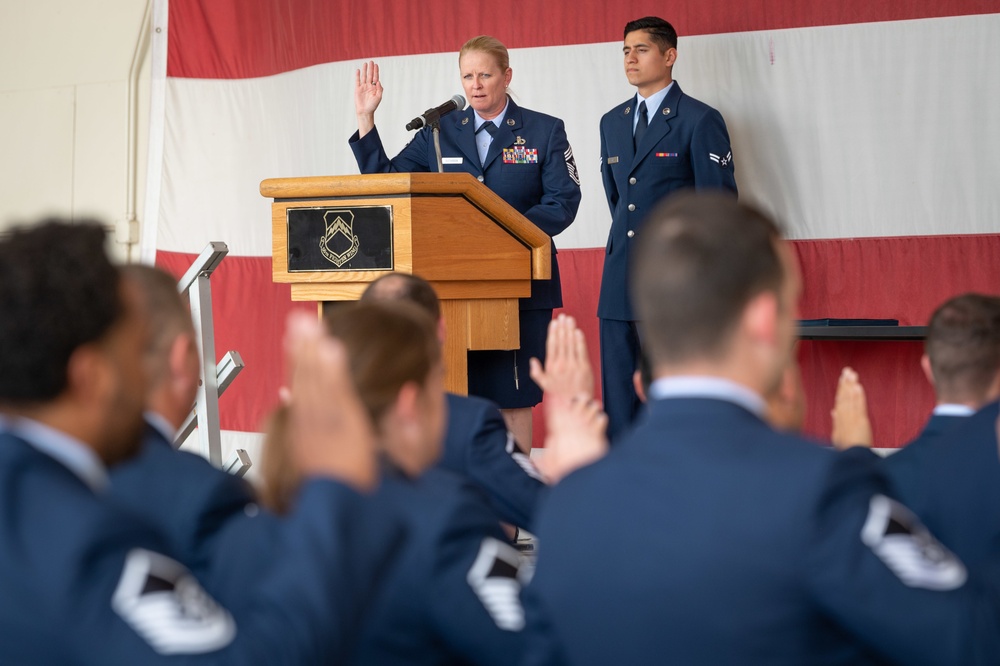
[797,326,927,341]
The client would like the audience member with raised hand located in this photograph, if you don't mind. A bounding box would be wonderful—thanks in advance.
[0,220,403,664]
[909,293,1000,447]
[523,193,1000,666]
[262,301,531,666]
[109,265,260,574]
[830,366,874,449]
[881,293,1000,568]
[360,272,545,531]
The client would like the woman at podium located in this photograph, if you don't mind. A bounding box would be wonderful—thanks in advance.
[349,35,582,451]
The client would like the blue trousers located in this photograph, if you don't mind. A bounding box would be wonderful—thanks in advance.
[599,318,643,443]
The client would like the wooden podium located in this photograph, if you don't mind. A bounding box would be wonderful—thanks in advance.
[261,173,551,395]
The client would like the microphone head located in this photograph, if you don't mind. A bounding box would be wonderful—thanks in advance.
[451,94,466,110]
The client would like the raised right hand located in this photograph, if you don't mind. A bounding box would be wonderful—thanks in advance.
[355,61,383,136]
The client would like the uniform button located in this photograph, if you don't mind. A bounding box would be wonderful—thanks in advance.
[627,230,635,238]
[627,203,636,212]
[629,177,637,185]
[477,175,485,182]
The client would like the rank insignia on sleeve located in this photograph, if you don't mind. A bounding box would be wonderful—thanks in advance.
[861,494,967,591]
[503,147,538,164]
[709,151,732,167]
[467,537,526,631]
[564,145,580,186]
[112,549,236,655]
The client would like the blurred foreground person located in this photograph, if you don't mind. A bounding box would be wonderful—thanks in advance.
[361,272,545,531]
[883,293,1000,568]
[262,301,531,665]
[106,265,401,649]
[523,194,1000,665]
[900,293,1000,448]
[108,265,258,573]
[0,220,400,663]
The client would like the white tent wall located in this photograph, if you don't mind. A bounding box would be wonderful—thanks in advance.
[0,0,151,262]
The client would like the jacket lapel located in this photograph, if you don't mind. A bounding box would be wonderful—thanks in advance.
[615,99,636,167]
[482,96,519,171]
[631,82,682,171]
[451,107,480,168]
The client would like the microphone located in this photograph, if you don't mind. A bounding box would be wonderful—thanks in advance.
[405,95,466,131]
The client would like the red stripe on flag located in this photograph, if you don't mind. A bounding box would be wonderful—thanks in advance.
[156,251,314,433]
[162,234,1000,446]
[167,0,997,79]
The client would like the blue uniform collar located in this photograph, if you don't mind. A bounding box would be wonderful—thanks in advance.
[144,410,178,445]
[0,416,109,492]
[634,82,674,129]
[649,376,766,418]
[473,98,510,133]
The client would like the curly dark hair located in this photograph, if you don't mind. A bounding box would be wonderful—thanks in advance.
[0,220,121,404]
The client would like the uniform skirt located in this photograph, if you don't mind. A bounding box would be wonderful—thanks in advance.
[467,309,551,409]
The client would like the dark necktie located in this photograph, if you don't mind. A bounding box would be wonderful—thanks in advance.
[633,100,648,150]
[477,122,497,166]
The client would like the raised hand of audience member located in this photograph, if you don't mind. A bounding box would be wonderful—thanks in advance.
[530,314,607,483]
[830,366,874,449]
[529,314,595,401]
[536,394,608,484]
[284,311,378,492]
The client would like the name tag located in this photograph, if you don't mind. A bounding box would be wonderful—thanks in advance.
[607,156,619,164]
[442,157,463,165]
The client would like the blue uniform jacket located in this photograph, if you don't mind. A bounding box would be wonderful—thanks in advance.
[901,413,969,450]
[597,82,737,321]
[883,402,1000,568]
[523,398,1000,665]
[350,96,581,310]
[108,421,257,576]
[349,466,529,666]
[0,430,404,663]
[437,393,545,529]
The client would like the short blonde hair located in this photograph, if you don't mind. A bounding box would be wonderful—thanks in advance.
[459,35,510,71]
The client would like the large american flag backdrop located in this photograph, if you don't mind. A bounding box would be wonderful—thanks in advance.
[144,0,1000,462]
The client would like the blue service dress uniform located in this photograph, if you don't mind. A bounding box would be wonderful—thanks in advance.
[597,82,738,440]
[437,393,546,529]
[0,419,404,663]
[108,417,257,576]
[883,401,1000,569]
[350,96,581,408]
[900,411,971,450]
[348,465,530,665]
[523,394,1000,665]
